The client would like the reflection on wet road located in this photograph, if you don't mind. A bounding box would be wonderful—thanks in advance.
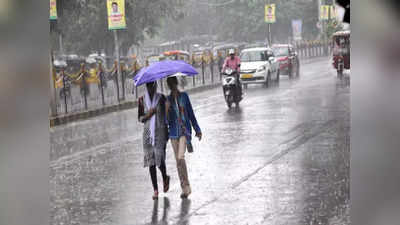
[50,58,350,225]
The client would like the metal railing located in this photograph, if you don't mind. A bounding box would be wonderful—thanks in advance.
[51,62,220,117]
[51,42,330,117]
[295,41,332,59]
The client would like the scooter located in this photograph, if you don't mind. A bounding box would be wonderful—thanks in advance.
[222,68,242,108]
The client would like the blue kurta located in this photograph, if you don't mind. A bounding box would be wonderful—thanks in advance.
[167,92,201,142]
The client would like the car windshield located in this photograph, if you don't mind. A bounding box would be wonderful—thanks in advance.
[240,51,267,62]
[273,47,289,56]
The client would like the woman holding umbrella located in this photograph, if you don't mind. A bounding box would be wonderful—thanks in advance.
[138,81,170,200]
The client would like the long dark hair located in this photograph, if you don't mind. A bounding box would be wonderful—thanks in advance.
[166,77,178,90]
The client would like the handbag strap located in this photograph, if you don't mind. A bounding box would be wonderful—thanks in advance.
[172,94,187,133]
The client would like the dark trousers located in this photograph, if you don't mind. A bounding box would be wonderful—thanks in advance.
[149,160,167,191]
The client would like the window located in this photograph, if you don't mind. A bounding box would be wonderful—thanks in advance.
[266,51,274,60]
[240,50,268,62]
[273,47,289,56]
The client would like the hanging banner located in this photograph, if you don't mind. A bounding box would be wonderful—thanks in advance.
[292,19,302,41]
[330,5,338,19]
[265,4,276,23]
[50,0,57,20]
[320,5,329,20]
[107,0,126,30]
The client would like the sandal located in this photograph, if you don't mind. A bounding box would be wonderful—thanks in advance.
[152,190,159,200]
[180,185,191,199]
[180,193,187,199]
[163,175,170,193]
[180,192,189,199]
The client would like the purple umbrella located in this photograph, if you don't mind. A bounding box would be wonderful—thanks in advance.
[133,60,198,86]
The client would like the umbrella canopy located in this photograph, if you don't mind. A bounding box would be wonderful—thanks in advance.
[133,60,198,86]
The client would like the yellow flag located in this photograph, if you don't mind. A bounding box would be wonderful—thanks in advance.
[330,5,338,19]
[265,4,276,23]
[320,5,329,20]
[107,0,127,30]
[50,0,57,20]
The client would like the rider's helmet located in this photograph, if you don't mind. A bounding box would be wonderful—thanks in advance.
[228,49,235,55]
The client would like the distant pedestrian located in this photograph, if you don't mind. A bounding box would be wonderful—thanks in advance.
[165,76,202,199]
[209,51,215,80]
[77,63,90,97]
[97,62,107,90]
[138,81,170,200]
[217,51,224,77]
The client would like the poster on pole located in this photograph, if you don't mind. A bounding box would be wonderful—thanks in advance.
[320,5,329,20]
[265,4,276,23]
[292,19,302,41]
[50,0,57,20]
[107,0,126,30]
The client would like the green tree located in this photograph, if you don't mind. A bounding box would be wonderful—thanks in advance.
[52,0,184,55]
[156,0,321,44]
[325,19,344,39]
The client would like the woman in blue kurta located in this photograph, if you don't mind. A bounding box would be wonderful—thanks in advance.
[166,76,202,198]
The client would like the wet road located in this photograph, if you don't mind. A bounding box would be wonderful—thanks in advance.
[50,57,350,225]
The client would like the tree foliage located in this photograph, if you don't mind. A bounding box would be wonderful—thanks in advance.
[158,0,321,43]
[51,0,184,55]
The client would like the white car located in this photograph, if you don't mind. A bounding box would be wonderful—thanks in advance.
[239,47,280,87]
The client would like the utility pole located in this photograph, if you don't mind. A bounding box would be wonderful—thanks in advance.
[268,0,271,46]
[49,52,57,117]
[318,0,326,53]
[113,30,122,102]
[106,0,127,102]
[318,0,322,36]
[265,0,273,46]
[59,33,64,56]
[49,1,58,117]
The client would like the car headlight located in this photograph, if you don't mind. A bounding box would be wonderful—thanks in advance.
[256,65,266,72]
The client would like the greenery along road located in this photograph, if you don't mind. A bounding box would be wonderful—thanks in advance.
[51,0,342,55]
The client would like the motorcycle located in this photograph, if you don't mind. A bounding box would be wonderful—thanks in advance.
[222,68,242,108]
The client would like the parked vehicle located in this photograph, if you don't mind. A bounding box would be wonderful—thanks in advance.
[244,41,267,49]
[222,67,242,108]
[146,54,162,66]
[213,43,240,60]
[272,44,300,79]
[239,47,280,88]
[192,51,204,67]
[163,50,191,88]
[163,50,191,63]
[86,53,107,66]
[332,30,350,78]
